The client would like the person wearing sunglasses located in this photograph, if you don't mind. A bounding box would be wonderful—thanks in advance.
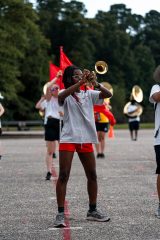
[54,65,112,227]
[36,70,63,180]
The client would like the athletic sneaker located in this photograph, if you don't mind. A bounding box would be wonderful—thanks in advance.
[100,153,105,158]
[45,172,52,180]
[155,206,160,218]
[54,213,66,227]
[86,210,110,222]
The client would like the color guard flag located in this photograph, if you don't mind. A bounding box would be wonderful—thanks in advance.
[49,46,73,89]
[49,62,60,81]
[60,46,72,71]
[49,62,64,88]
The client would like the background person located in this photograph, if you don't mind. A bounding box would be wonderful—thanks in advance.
[94,103,110,158]
[35,71,62,180]
[94,98,116,158]
[127,99,141,141]
[54,65,112,227]
[149,65,160,218]
[0,98,5,159]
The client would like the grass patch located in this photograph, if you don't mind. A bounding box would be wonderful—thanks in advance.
[114,122,154,129]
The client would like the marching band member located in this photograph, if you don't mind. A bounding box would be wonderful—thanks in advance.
[35,70,62,180]
[0,97,5,159]
[149,65,160,218]
[54,65,112,227]
[127,99,141,141]
[94,98,110,158]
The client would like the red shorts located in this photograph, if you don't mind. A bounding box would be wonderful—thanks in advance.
[59,143,93,153]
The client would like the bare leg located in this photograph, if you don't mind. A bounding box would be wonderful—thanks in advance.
[56,151,74,207]
[130,130,133,140]
[95,132,101,154]
[78,152,97,204]
[157,175,160,202]
[135,130,138,140]
[100,132,106,154]
[95,143,100,155]
[46,141,55,172]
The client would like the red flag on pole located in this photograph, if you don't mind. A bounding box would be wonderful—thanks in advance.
[49,62,60,81]
[49,62,64,88]
[60,46,72,71]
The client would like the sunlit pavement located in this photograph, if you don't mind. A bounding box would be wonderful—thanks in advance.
[1,129,159,240]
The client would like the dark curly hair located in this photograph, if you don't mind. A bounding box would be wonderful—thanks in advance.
[63,65,80,89]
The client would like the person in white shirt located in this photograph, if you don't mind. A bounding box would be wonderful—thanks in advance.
[0,101,5,159]
[54,65,112,227]
[149,65,160,218]
[127,100,141,141]
[35,70,62,180]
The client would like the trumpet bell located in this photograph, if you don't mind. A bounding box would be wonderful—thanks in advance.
[131,85,143,103]
[95,61,108,74]
[101,82,113,95]
[123,101,143,117]
[43,83,49,95]
[39,110,44,117]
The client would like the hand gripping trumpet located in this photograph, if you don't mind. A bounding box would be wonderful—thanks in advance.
[82,61,108,87]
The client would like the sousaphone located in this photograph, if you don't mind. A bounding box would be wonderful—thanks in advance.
[123,102,143,117]
[123,85,143,117]
[131,85,143,103]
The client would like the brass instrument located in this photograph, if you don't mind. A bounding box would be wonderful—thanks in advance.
[123,85,143,117]
[123,102,143,117]
[95,61,108,74]
[101,82,113,95]
[0,92,4,99]
[43,83,49,95]
[130,85,143,103]
[85,61,108,86]
[39,110,45,118]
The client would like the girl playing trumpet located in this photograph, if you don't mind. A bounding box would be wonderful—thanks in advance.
[54,65,112,227]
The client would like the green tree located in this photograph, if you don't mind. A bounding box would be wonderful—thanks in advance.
[0,0,49,120]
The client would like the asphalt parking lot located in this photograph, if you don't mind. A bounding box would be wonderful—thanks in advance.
[0,129,160,240]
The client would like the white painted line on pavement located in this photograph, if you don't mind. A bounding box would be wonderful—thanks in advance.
[48,227,83,230]
[50,197,76,200]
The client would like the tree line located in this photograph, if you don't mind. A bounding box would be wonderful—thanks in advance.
[0,0,160,123]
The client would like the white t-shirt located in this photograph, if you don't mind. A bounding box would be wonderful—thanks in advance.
[59,90,103,144]
[127,104,140,122]
[40,97,60,124]
[149,84,160,146]
[0,103,3,128]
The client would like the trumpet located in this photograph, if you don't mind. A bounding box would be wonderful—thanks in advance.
[95,61,108,74]
[83,61,108,86]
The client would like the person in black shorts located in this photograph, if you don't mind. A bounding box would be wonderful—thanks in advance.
[95,110,109,158]
[35,71,63,180]
[127,100,140,141]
